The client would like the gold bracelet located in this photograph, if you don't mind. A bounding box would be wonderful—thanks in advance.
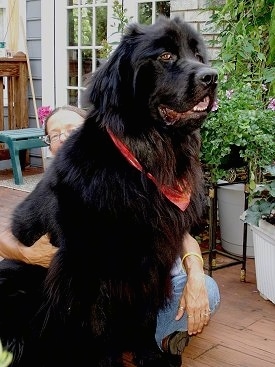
[182,252,204,266]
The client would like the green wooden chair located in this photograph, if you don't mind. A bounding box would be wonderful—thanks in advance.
[0,128,47,185]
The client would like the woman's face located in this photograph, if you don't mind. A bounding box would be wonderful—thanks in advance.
[47,110,84,155]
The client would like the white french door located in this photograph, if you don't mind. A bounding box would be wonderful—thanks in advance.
[43,0,170,108]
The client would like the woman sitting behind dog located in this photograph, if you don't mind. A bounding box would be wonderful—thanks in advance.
[0,105,86,266]
[0,105,220,366]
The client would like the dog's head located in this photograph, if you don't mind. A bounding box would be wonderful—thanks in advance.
[86,16,218,135]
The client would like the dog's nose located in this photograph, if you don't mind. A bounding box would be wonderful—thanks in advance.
[197,68,218,86]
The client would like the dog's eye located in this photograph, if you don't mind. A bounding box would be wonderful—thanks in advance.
[159,52,175,62]
[195,52,204,63]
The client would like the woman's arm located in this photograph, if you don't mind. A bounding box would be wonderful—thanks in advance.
[0,227,57,267]
[176,232,210,335]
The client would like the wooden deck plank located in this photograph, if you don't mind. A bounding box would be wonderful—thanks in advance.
[183,260,275,366]
[1,168,275,367]
[196,344,274,367]
[190,322,275,361]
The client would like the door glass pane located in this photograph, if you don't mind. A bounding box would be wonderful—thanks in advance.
[156,1,170,17]
[138,3,152,24]
[68,88,78,105]
[68,49,79,87]
[81,7,93,46]
[82,49,93,87]
[96,6,107,46]
[68,8,79,46]
[138,1,170,24]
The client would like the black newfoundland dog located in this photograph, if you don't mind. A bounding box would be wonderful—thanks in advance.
[0,16,217,367]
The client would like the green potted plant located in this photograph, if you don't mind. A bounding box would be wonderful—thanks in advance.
[201,0,275,257]
[201,79,275,257]
[201,79,275,189]
[243,179,275,228]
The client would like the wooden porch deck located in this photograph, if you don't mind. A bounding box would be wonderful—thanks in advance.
[0,168,275,367]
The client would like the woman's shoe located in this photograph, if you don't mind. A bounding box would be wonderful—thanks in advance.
[162,331,189,355]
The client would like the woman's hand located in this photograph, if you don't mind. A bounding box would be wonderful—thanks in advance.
[22,234,58,267]
[0,228,57,268]
[176,272,210,335]
[176,232,211,335]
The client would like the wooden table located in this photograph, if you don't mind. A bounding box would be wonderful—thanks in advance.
[0,55,28,131]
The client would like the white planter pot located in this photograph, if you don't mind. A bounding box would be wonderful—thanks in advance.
[217,182,254,257]
[251,220,275,304]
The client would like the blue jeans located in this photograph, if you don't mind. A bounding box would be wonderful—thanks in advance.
[155,257,220,349]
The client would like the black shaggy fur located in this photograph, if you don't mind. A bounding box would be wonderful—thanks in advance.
[0,16,217,367]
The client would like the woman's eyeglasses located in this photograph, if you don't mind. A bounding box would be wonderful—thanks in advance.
[43,128,78,145]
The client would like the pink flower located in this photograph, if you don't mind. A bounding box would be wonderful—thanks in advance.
[226,89,234,99]
[267,98,275,111]
[211,99,219,111]
[261,84,268,92]
[37,106,53,127]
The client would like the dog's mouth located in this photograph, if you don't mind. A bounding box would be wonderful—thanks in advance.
[159,96,211,125]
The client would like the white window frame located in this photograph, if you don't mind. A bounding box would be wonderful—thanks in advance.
[41,0,56,108]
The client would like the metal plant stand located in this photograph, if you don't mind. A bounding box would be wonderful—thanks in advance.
[203,181,249,281]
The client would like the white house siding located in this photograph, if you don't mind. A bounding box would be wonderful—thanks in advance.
[0,0,42,170]
[170,0,220,63]
[25,0,43,166]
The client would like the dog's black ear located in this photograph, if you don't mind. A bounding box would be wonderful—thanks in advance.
[83,36,139,132]
[88,55,128,98]
[83,19,156,119]
[123,21,144,37]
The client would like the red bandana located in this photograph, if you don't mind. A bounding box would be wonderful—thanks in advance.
[107,129,191,211]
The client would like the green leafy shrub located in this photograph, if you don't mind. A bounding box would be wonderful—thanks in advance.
[200,79,275,189]
[243,180,275,227]
[206,0,275,96]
